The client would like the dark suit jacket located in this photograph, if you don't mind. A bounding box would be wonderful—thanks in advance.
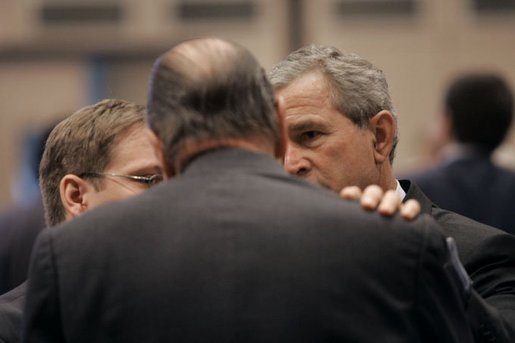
[408,153,515,234]
[0,282,25,343]
[23,149,473,342]
[401,179,515,343]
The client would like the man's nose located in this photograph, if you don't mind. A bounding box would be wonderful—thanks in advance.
[284,144,310,177]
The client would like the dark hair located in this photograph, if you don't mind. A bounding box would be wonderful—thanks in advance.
[445,73,513,152]
[147,38,278,171]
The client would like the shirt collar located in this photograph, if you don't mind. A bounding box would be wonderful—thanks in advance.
[395,179,406,201]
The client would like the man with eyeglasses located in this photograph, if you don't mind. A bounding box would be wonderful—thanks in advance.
[39,98,163,226]
[0,98,163,343]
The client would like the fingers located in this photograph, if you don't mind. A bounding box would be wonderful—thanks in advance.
[340,186,362,200]
[360,185,384,210]
[377,190,401,216]
[400,199,421,221]
[339,184,422,221]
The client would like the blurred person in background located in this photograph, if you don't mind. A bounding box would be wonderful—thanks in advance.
[0,98,163,343]
[0,125,53,294]
[409,73,515,234]
[269,45,515,343]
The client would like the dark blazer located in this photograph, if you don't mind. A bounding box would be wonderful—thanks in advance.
[401,179,515,343]
[23,149,473,342]
[0,282,25,343]
[408,153,515,234]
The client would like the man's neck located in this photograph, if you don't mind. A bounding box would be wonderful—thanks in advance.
[172,136,274,176]
[376,161,398,191]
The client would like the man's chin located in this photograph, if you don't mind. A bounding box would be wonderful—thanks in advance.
[299,176,338,193]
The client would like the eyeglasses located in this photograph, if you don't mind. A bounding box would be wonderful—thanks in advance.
[79,172,163,187]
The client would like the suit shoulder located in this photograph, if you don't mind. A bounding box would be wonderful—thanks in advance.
[431,206,515,264]
[432,207,510,240]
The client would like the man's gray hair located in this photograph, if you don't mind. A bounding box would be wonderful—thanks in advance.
[269,45,398,163]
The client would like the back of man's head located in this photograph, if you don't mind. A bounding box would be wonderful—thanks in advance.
[39,99,145,227]
[268,44,398,163]
[147,38,278,172]
[445,73,513,153]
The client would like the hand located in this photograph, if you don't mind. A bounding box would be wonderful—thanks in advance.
[340,184,421,221]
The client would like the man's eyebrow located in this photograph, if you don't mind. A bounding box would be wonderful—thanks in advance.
[287,120,326,133]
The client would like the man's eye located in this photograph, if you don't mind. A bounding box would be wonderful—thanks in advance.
[301,131,320,140]
[147,174,164,186]
[142,174,163,186]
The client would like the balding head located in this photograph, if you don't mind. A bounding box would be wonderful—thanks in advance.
[160,38,238,83]
[147,38,278,173]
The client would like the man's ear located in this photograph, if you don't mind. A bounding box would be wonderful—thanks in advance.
[369,110,396,164]
[274,95,287,161]
[59,174,93,221]
[145,128,172,179]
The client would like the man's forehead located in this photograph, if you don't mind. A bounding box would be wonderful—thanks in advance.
[286,115,329,131]
[281,72,329,97]
[278,76,335,118]
[107,126,162,171]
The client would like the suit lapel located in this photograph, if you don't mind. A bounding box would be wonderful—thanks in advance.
[399,179,434,215]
